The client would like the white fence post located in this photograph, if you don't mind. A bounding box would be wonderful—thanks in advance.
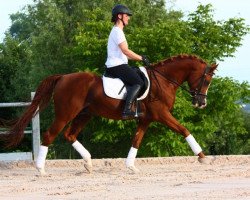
[31,92,40,161]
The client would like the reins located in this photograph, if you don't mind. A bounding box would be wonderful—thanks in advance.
[147,65,213,98]
[148,67,191,94]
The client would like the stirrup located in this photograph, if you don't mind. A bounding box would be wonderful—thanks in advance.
[122,110,135,119]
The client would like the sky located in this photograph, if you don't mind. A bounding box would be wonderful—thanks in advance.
[172,0,250,83]
[0,0,249,83]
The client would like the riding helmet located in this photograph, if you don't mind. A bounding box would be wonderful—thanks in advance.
[111,4,132,22]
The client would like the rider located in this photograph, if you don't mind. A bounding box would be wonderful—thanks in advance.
[105,4,150,119]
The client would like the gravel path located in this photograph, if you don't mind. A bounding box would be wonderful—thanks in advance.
[0,155,249,200]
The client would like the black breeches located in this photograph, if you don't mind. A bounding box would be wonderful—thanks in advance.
[106,64,144,87]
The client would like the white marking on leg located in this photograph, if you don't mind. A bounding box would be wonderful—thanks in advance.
[185,134,202,155]
[72,140,91,160]
[36,145,48,175]
[72,140,92,173]
[126,147,140,173]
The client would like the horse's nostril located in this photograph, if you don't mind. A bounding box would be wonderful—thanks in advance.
[199,104,207,109]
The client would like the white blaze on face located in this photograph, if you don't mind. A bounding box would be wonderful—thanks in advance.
[204,82,211,95]
[201,82,211,107]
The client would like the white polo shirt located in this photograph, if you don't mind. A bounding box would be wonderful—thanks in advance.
[105,26,128,68]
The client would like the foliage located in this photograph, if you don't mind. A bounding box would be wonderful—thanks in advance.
[188,4,249,63]
[0,0,249,158]
[203,78,250,154]
[0,36,32,102]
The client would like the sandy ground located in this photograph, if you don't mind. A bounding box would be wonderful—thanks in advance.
[0,155,249,200]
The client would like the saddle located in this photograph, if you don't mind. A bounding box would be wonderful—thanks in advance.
[102,67,150,100]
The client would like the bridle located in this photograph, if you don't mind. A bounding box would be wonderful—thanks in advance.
[148,65,214,98]
[189,65,214,98]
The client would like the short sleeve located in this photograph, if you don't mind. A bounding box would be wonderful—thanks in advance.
[112,28,126,45]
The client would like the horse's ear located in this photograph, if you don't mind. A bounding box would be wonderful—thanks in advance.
[211,63,218,72]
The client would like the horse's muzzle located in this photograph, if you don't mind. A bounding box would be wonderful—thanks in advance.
[192,94,207,109]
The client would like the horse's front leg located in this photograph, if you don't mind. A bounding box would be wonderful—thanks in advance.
[126,120,150,173]
[159,111,212,164]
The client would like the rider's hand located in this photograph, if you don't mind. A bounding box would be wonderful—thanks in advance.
[141,55,151,67]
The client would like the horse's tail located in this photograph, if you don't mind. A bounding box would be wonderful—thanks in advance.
[3,74,62,148]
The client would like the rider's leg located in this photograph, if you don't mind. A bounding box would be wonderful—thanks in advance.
[122,84,142,119]
[105,64,144,119]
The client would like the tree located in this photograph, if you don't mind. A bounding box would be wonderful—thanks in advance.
[187,4,249,63]
[203,78,250,155]
[0,35,32,103]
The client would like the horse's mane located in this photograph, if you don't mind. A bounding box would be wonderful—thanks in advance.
[152,54,207,67]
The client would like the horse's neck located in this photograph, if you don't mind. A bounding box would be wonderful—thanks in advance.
[155,64,190,85]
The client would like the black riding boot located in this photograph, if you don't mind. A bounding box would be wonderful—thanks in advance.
[122,84,142,119]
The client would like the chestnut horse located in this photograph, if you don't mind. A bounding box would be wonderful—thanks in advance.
[4,54,217,174]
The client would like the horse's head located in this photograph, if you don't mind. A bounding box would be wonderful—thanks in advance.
[188,63,218,109]
[150,55,218,109]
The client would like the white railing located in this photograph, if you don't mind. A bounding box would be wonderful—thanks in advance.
[0,92,40,161]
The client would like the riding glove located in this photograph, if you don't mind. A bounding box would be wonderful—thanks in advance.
[141,55,151,67]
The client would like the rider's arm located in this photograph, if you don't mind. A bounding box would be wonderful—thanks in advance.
[119,41,142,61]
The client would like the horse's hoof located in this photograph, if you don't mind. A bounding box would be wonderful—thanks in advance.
[84,161,93,173]
[198,156,215,164]
[36,167,46,176]
[127,166,140,173]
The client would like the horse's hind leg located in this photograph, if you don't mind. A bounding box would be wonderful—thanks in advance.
[126,119,150,173]
[64,110,93,173]
[36,119,68,175]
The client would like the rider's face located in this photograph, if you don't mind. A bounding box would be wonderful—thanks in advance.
[122,14,130,25]
[117,13,130,26]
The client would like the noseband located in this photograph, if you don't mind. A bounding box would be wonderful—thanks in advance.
[148,65,214,98]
